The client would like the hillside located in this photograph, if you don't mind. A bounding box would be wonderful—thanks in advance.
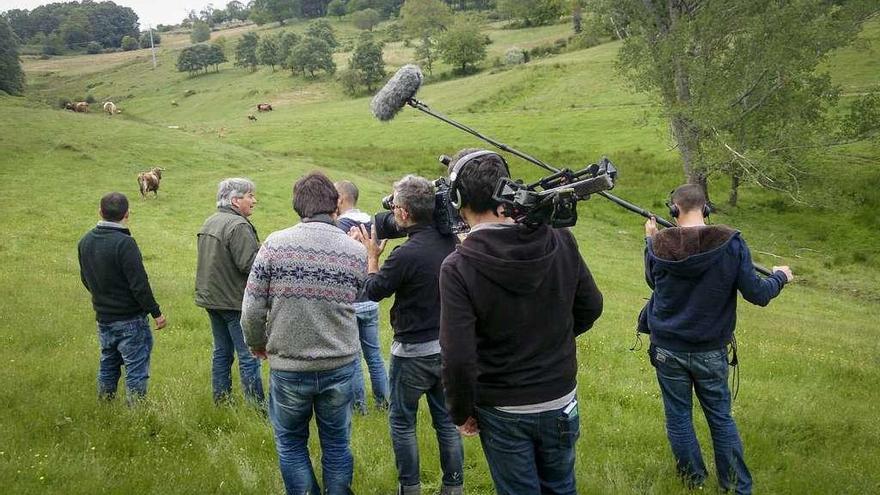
[1,16,879,494]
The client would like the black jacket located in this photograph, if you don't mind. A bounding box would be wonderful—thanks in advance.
[78,224,161,322]
[362,224,456,343]
[439,223,603,425]
[645,225,787,352]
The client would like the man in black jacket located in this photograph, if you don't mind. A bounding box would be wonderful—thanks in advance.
[78,192,166,405]
[439,150,603,495]
[644,184,792,494]
[350,175,463,495]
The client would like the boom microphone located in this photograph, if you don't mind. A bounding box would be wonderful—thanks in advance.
[371,64,424,122]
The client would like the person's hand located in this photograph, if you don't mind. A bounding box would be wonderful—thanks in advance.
[355,224,387,259]
[456,416,479,437]
[645,216,659,237]
[154,315,167,330]
[251,349,268,360]
[348,226,365,243]
[773,265,794,282]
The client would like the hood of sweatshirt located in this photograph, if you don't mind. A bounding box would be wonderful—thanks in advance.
[456,223,560,295]
[648,225,739,278]
[339,209,371,224]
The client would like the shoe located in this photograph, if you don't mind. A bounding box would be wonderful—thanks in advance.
[440,485,462,495]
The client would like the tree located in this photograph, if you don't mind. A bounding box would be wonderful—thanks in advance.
[437,16,490,73]
[177,43,227,75]
[191,20,211,43]
[205,43,227,71]
[59,9,92,49]
[287,36,336,77]
[250,0,296,25]
[235,32,260,71]
[278,31,302,70]
[257,33,281,70]
[347,32,386,92]
[305,19,338,50]
[0,17,25,96]
[328,0,348,19]
[352,9,382,31]
[121,34,139,51]
[226,1,249,21]
[601,0,879,204]
[139,30,161,49]
[497,0,564,27]
[400,0,453,39]
[86,41,102,54]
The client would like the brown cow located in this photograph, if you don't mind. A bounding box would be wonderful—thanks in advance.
[137,167,164,199]
[64,102,75,111]
[256,103,273,112]
[74,101,90,113]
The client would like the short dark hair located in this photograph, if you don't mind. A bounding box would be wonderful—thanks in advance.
[393,175,434,224]
[100,192,129,222]
[293,172,339,218]
[672,184,707,214]
[455,152,509,214]
[334,180,359,205]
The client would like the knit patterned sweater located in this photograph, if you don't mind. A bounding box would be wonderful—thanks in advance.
[241,219,367,371]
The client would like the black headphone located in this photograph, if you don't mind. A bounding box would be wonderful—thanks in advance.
[666,189,710,219]
[448,150,510,210]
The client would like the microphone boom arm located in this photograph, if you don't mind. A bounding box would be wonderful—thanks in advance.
[404,98,775,277]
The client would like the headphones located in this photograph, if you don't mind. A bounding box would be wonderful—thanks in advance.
[448,150,510,210]
[666,189,710,219]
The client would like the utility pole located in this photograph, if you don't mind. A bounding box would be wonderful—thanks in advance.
[149,24,157,69]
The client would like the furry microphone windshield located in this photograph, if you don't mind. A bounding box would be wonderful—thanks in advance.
[370,64,424,122]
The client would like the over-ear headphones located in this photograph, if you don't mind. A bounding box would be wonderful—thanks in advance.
[448,150,510,210]
[666,189,710,219]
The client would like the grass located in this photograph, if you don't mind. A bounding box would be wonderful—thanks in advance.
[2,15,879,495]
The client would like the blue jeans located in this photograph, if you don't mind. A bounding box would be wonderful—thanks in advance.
[476,402,580,495]
[269,361,357,495]
[651,345,752,494]
[96,315,153,405]
[389,354,463,489]
[207,309,264,404]
[351,303,389,408]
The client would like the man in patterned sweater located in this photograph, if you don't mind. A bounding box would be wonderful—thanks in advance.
[241,172,367,495]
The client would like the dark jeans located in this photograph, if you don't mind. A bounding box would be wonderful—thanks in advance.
[389,354,464,489]
[476,402,580,495]
[207,309,264,404]
[97,315,153,405]
[269,361,357,495]
[651,345,752,494]
[350,303,389,408]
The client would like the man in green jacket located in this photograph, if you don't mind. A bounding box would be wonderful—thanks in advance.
[196,178,264,404]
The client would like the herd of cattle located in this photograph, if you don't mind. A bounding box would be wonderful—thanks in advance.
[64,101,275,199]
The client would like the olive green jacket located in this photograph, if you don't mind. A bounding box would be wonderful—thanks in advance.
[195,207,259,311]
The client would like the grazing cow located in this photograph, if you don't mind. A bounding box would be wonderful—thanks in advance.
[256,103,273,112]
[171,100,179,107]
[103,101,118,115]
[248,114,258,121]
[73,101,90,113]
[137,167,164,199]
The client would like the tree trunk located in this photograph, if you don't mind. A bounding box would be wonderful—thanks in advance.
[728,170,740,207]
[573,6,583,34]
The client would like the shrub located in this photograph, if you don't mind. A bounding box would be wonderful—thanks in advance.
[84,94,96,104]
[86,41,102,54]
[121,35,139,51]
[504,47,526,65]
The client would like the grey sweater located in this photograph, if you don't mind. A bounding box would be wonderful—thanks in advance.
[241,218,367,371]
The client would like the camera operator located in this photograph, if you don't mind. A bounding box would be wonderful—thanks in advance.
[438,150,604,495]
[643,184,793,494]
[350,175,463,495]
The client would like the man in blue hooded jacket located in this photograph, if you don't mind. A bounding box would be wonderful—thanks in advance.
[644,184,793,495]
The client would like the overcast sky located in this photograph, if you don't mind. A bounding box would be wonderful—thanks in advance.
[0,0,214,28]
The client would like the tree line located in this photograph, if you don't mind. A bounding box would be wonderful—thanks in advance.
[1,1,141,54]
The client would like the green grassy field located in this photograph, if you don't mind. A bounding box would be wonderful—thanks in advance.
[1,16,879,494]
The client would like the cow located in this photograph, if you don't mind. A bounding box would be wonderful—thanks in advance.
[64,102,75,111]
[103,101,118,115]
[74,101,90,113]
[137,167,164,199]
[247,114,258,121]
[256,103,273,112]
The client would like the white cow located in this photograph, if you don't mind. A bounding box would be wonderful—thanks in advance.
[103,101,118,115]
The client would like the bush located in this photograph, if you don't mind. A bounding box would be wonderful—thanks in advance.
[140,31,161,49]
[567,33,602,51]
[191,21,211,43]
[86,41,102,54]
[121,35,139,51]
[504,47,526,65]
[337,69,361,95]
[84,94,96,104]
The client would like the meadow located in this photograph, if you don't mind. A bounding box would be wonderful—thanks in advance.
[1,16,878,494]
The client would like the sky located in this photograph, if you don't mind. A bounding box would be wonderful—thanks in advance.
[0,0,214,28]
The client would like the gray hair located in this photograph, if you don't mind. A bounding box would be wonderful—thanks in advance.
[216,178,255,208]
[393,175,435,224]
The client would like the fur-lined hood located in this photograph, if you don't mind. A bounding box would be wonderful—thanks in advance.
[647,225,739,277]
